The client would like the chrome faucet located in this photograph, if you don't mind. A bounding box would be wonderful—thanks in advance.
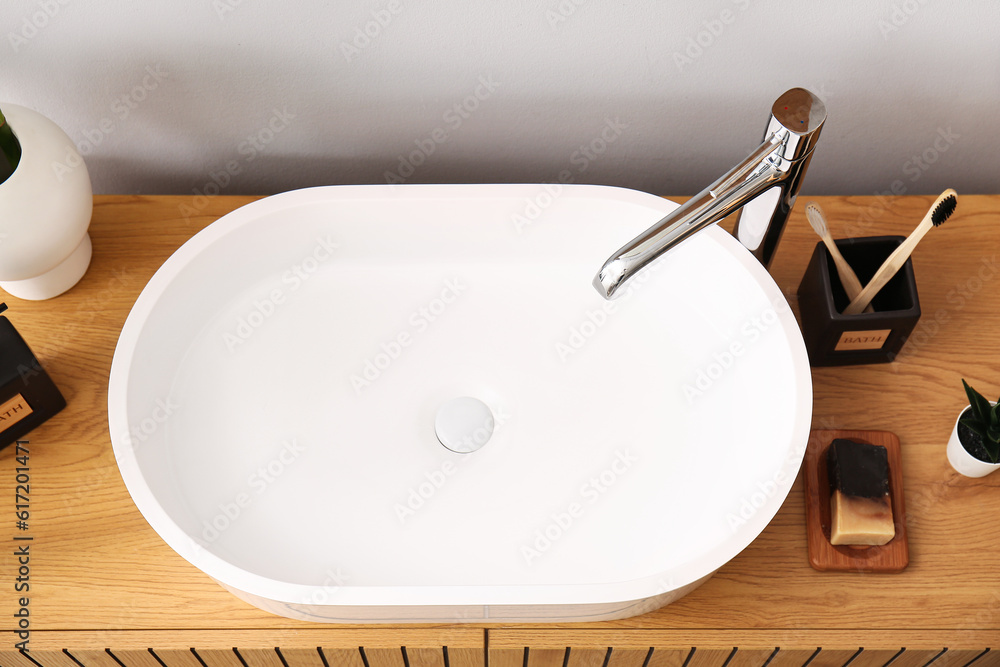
[593,88,826,299]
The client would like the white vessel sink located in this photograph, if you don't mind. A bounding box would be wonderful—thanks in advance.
[108,184,812,623]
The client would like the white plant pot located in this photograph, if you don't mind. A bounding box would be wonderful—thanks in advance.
[946,406,1000,478]
[0,103,92,300]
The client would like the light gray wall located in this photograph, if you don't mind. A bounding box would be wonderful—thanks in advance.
[2,0,997,197]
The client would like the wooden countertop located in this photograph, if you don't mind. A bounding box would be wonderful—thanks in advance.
[1,194,998,660]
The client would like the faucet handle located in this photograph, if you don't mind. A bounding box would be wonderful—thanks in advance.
[769,88,827,162]
[731,88,826,267]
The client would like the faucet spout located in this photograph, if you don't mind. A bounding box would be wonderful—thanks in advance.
[593,88,826,300]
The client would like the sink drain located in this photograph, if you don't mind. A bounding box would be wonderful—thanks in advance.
[435,397,494,453]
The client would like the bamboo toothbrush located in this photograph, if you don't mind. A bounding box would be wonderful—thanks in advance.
[842,189,958,315]
[805,202,870,312]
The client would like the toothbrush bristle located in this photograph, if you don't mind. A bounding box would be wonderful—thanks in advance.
[805,203,828,236]
[931,194,957,226]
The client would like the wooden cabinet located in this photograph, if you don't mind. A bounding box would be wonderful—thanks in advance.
[0,196,997,664]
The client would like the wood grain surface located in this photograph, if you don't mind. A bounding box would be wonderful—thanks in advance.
[0,194,998,658]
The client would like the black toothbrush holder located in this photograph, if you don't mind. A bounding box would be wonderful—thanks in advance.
[797,236,921,366]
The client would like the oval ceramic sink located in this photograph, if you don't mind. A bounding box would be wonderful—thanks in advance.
[108,184,812,622]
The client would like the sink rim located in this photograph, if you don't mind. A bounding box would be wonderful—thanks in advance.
[108,183,813,614]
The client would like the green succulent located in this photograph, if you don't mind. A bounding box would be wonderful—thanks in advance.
[960,378,1000,464]
[0,106,22,180]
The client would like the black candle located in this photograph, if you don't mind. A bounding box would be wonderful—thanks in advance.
[0,303,66,449]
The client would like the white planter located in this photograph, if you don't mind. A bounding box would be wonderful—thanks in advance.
[946,406,1000,478]
[0,103,92,300]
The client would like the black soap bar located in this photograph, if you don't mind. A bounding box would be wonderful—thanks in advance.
[827,438,895,546]
[827,438,889,498]
[0,305,66,449]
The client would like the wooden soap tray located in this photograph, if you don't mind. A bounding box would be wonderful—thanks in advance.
[803,429,909,573]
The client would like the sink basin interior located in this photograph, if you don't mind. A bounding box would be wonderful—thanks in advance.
[109,184,811,620]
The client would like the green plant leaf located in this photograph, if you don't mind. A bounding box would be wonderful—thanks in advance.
[960,417,988,439]
[963,379,993,424]
[984,440,1000,464]
[0,106,21,173]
